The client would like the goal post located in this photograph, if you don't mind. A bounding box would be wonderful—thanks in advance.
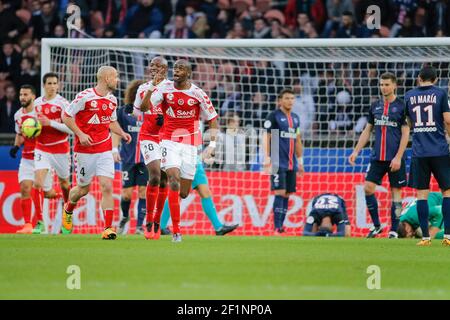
[40,38,449,236]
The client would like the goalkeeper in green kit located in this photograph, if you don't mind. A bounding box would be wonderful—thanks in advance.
[397,192,444,239]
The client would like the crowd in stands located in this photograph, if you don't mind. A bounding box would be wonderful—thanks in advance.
[1,0,449,146]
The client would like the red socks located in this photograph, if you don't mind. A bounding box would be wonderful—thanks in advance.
[65,201,77,213]
[21,198,32,224]
[146,185,159,224]
[104,209,113,228]
[168,189,180,234]
[31,188,43,221]
[62,187,70,203]
[154,186,168,224]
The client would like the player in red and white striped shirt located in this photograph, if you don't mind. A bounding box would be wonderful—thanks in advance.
[62,66,132,239]
[132,56,171,240]
[31,73,73,234]
[150,59,219,242]
[11,85,53,234]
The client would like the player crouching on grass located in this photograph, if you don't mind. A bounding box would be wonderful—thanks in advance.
[397,192,445,239]
[62,66,132,240]
[302,193,351,237]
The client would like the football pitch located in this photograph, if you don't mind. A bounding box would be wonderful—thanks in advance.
[1,235,449,300]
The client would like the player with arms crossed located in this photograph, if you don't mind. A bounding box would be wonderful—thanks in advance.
[131,56,170,240]
[349,72,410,238]
[113,79,148,234]
[151,59,218,242]
[62,66,132,239]
[404,65,450,246]
[263,88,304,235]
[32,73,73,234]
[303,193,351,237]
[11,85,53,234]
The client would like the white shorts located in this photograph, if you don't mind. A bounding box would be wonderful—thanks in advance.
[160,140,197,180]
[74,151,115,187]
[139,140,161,165]
[18,158,53,191]
[35,149,70,179]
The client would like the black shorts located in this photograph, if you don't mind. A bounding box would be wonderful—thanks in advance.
[122,163,148,188]
[365,160,407,188]
[271,170,297,193]
[408,156,450,190]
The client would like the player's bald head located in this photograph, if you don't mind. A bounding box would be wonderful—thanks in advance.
[151,56,168,67]
[174,59,192,73]
[97,66,117,81]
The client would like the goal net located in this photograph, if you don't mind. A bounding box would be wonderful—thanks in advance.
[40,38,449,236]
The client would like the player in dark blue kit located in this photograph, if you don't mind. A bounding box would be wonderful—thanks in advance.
[349,73,410,238]
[404,65,450,246]
[113,80,149,234]
[303,193,351,237]
[264,89,304,235]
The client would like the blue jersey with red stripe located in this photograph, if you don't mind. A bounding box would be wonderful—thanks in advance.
[116,106,144,169]
[405,85,450,158]
[368,97,407,161]
[264,109,300,171]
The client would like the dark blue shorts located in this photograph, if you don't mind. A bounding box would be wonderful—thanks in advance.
[365,160,407,188]
[122,163,148,188]
[408,156,450,190]
[271,170,297,193]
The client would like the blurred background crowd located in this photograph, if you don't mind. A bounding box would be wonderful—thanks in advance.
[1,0,449,160]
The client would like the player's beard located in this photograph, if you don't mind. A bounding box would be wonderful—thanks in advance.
[20,99,32,109]
[107,82,117,92]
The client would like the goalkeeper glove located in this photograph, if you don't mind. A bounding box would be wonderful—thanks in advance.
[156,114,164,126]
[9,146,19,158]
[124,104,134,114]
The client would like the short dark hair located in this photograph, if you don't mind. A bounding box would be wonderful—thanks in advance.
[419,65,437,82]
[20,84,37,95]
[278,88,295,99]
[397,222,407,238]
[43,72,59,84]
[380,72,397,83]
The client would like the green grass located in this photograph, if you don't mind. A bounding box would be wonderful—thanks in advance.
[0,235,449,299]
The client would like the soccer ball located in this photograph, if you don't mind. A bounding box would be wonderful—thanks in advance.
[21,118,42,138]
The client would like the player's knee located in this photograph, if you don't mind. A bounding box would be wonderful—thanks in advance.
[149,176,160,187]
[138,187,146,199]
[33,181,43,190]
[20,185,31,198]
[101,183,113,195]
[59,179,70,190]
[168,178,180,191]
[121,189,132,201]
[364,185,375,195]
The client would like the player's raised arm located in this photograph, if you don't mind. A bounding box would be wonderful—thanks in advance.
[349,122,373,165]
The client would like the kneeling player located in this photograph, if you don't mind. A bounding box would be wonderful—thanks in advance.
[397,192,444,239]
[302,193,351,237]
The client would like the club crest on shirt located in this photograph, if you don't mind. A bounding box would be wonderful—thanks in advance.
[51,106,57,113]
[178,99,185,106]
[102,104,108,110]
[167,93,174,101]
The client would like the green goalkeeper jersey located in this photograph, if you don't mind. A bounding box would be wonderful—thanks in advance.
[399,192,443,231]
